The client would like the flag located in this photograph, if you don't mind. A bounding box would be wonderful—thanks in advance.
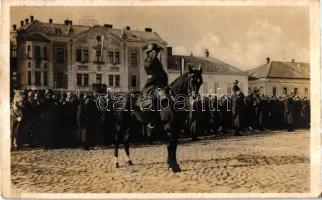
[100,35,104,63]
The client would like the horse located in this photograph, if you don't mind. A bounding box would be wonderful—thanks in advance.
[113,64,203,173]
[10,90,25,150]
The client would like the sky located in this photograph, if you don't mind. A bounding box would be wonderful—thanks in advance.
[10,6,310,70]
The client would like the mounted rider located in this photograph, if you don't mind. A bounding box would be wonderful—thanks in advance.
[139,43,168,129]
[142,43,168,97]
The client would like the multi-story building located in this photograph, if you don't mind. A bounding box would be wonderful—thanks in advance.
[248,58,310,97]
[167,48,249,96]
[10,16,168,92]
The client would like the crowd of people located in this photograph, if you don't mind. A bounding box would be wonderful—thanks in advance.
[187,89,310,140]
[11,87,310,149]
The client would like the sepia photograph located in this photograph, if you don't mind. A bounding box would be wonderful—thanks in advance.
[1,0,321,198]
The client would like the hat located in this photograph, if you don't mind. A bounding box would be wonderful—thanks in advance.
[146,43,161,54]
[253,87,260,93]
[232,80,240,92]
[232,85,240,92]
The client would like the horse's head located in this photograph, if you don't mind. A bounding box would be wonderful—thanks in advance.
[12,90,25,108]
[187,63,203,97]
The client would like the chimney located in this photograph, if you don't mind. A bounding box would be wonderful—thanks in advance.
[12,24,17,31]
[190,52,193,57]
[204,48,209,57]
[104,24,113,28]
[292,58,295,62]
[126,26,130,30]
[30,15,34,22]
[64,19,69,25]
[167,47,172,56]
[266,57,270,64]
[20,20,24,27]
[145,28,152,32]
[49,19,53,24]
[180,58,185,75]
[25,18,29,25]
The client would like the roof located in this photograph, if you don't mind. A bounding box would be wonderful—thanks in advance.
[16,20,165,44]
[18,20,90,35]
[168,55,247,75]
[248,61,310,79]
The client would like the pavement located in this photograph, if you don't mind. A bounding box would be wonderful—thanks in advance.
[11,129,310,193]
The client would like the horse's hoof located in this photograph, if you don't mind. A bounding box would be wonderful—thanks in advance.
[169,164,182,173]
[115,163,120,168]
[126,160,134,166]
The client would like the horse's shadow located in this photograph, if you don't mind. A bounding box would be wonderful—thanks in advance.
[123,154,308,172]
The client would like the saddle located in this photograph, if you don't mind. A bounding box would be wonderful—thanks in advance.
[135,86,170,112]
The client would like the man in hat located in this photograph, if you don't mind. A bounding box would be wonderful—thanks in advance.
[285,92,295,131]
[142,43,168,98]
[231,80,246,136]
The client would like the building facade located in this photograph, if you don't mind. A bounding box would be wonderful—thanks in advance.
[248,58,310,97]
[167,49,248,96]
[10,16,168,92]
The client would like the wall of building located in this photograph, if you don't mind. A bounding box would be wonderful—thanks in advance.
[14,27,168,93]
[168,71,249,96]
[249,78,310,97]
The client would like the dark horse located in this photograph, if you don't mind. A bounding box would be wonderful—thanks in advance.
[113,64,203,172]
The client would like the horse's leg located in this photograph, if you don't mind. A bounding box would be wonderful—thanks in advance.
[124,126,133,166]
[114,132,120,168]
[165,126,181,173]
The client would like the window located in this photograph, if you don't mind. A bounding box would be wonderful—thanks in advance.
[11,47,17,58]
[272,87,277,96]
[305,88,308,97]
[283,87,287,95]
[115,51,120,64]
[27,71,31,85]
[27,45,31,58]
[43,47,47,60]
[35,71,41,86]
[35,58,41,68]
[96,49,102,62]
[55,28,62,34]
[130,53,138,65]
[44,63,47,69]
[77,74,90,87]
[77,48,89,63]
[227,83,232,95]
[83,74,89,86]
[76,49,82,62]
[294,88,298,96]
[109,75,113,86]
[96,74,102,84]
[44,71,48,86]
[77,74,82,86]
[131,75,137,87]
[28,62,31,68]
[34,46,41,59]
[55,47,65,63]
[115,75,120,87]
[83,49,88,62]
[109,51,114,63]
[57,72,64,87]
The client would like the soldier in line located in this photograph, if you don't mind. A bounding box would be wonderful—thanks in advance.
[285,92,295,132]
[13,86,310,149]
[231,80,246,136]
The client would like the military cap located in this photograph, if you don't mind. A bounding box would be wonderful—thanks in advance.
[146,43,161,54]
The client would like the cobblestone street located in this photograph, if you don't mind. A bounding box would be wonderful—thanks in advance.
[11,130,310,193]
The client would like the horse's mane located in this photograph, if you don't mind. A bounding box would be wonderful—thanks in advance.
[169,72,189,95]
